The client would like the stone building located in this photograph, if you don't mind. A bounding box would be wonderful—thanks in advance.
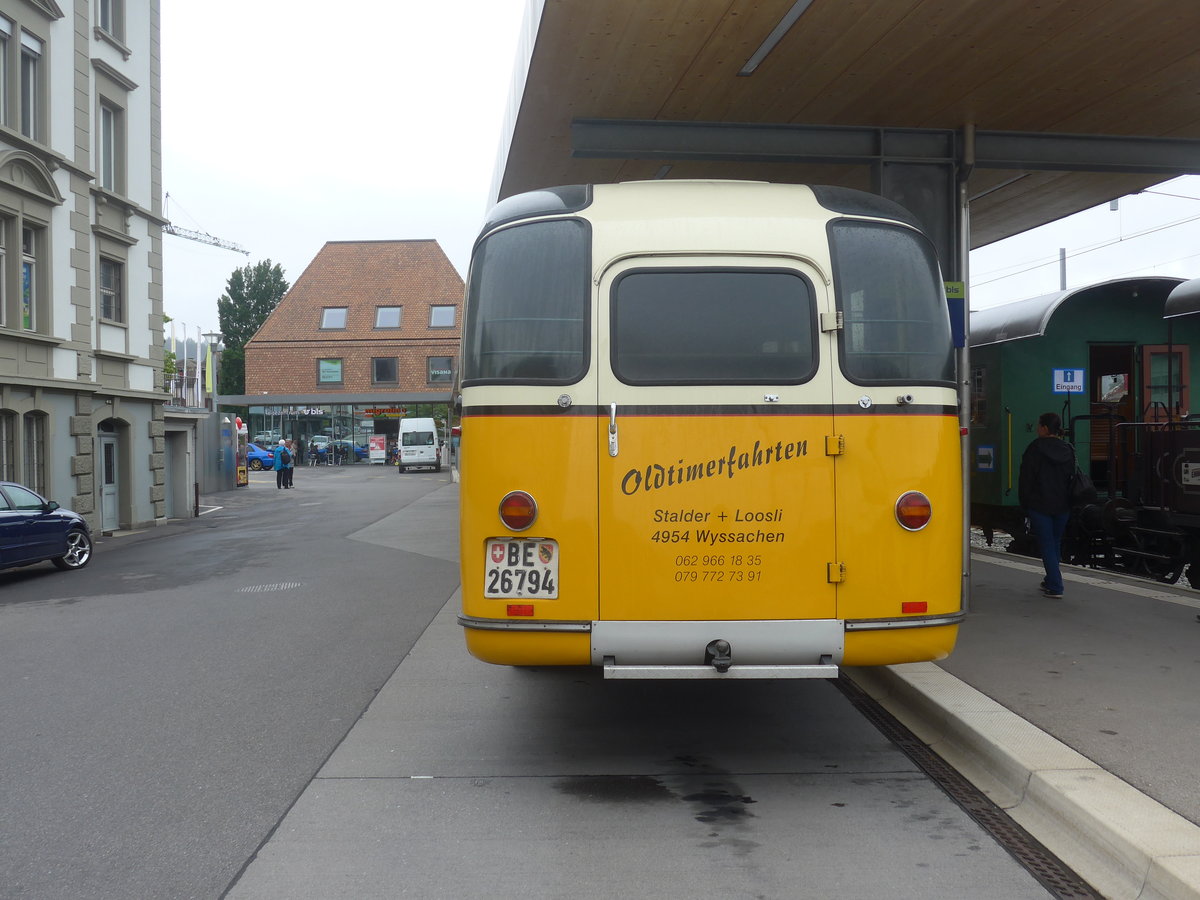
[0,0,168,531]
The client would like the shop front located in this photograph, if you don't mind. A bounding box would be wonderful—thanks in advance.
[239,400,450,465]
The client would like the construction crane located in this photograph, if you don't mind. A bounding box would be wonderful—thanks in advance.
[163,193,249,256]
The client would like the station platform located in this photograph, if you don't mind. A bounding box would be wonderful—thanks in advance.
[850,551,1200,900]
[224,476,1200,899]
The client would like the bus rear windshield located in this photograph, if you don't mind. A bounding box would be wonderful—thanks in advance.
[829,221,954,385]
[612,268,817,385]
[462,219,589,384]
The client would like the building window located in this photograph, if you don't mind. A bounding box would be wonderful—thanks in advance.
[427,356,454,384]
[317,358,343,384]
[0,210,50,337]
[21,226,36,331]
[19,31,41,141]
[375,306,402,328]
[23,411,45,494]
[372,357,398,383]
[0,411,14,481]
[0,220,5,329]
[0,17,10,128]
[99,101,124,192]
[98,0,124,41]
[429,305,456,328]
[321,307,347,329]
[100,257,124,322]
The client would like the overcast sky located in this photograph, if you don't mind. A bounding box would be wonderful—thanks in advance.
[159,2,1200,338]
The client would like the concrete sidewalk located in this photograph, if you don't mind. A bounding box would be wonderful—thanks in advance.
[849,553,1200,900]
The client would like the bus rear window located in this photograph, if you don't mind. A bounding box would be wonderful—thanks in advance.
[612,269,817,385]
[462,219,589,384]
[829,221,954,385]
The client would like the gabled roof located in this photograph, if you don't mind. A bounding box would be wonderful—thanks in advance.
[249,240,464,344]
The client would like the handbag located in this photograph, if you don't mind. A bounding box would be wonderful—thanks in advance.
[1070,447,1097,505]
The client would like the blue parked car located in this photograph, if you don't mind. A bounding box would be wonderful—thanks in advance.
[0,482,93,572]
[246,442,275,471]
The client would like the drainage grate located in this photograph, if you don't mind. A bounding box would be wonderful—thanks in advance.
[236,582,303,594]
[834,674,1102,900]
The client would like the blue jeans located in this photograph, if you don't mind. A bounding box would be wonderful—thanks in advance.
[1028,510,1069,594]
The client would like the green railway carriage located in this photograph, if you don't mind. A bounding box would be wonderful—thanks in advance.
[969,276,1200,582]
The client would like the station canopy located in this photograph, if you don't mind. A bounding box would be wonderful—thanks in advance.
[492,0,1200,250]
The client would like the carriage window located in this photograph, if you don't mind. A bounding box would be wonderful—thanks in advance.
[830,221,954,384]
[612,269,816,384]
[970,366,987,425]
[1099,373,1128,403]
[462,219,589,384]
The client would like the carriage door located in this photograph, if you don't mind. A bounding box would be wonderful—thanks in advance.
[596,257,838,623]
[1142,345,1189,422]
[99,435,119,532]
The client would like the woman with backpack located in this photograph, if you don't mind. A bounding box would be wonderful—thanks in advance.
[274,438,292,489]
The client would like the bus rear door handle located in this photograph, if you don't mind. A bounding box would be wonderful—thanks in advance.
[609,402,619,457]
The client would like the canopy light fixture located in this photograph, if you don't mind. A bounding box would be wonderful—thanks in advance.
[738,0,815,76]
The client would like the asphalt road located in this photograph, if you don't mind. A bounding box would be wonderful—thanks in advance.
[0,464,458,900]
[2,465,1062,900]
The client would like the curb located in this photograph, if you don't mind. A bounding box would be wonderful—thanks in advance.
[845,662,1200,900]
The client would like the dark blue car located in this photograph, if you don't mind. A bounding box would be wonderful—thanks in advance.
[0,482,93,572]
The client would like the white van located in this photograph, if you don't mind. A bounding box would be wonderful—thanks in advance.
[398,418,440,472]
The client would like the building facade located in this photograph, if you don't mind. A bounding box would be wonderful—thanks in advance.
[241,240,462,456]
[0,0,169,531]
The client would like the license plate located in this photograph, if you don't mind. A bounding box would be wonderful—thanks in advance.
[485,539,559,598]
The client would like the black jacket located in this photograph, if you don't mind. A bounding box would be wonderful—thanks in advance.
[1018,436,1076,515]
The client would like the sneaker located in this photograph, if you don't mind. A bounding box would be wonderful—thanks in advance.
[1042,588,1063,599]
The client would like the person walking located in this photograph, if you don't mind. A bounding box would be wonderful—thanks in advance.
[284,439,296,488]
[1018,411,1076,598]
[274,438,290,489]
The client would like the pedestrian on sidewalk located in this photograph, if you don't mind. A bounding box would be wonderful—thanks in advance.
[284,439,295,489]
[274,438,291,489]
[1018,411,1075,598]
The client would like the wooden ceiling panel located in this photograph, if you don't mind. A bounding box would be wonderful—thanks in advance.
[496,0,1200,244]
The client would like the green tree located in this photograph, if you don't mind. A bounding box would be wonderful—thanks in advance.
[216,260,289,396]
[216,344,246,396]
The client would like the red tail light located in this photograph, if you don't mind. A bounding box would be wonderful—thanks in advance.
[895,491,932,531]
[499,490,537,531]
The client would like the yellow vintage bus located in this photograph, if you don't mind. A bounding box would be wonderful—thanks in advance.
[457,181,964,678]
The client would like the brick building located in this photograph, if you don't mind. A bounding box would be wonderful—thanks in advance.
[239,240,463,455]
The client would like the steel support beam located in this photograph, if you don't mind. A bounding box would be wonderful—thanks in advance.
[571,118,1200,176]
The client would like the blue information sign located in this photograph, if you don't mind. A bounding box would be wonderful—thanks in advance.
[1052,368,1086,394]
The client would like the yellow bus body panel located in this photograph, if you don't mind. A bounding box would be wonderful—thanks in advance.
[459,414,599,630]
[598,414,835,622]
[844,625,958,666]
[464,629,591,667]
[833,413,964,622]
